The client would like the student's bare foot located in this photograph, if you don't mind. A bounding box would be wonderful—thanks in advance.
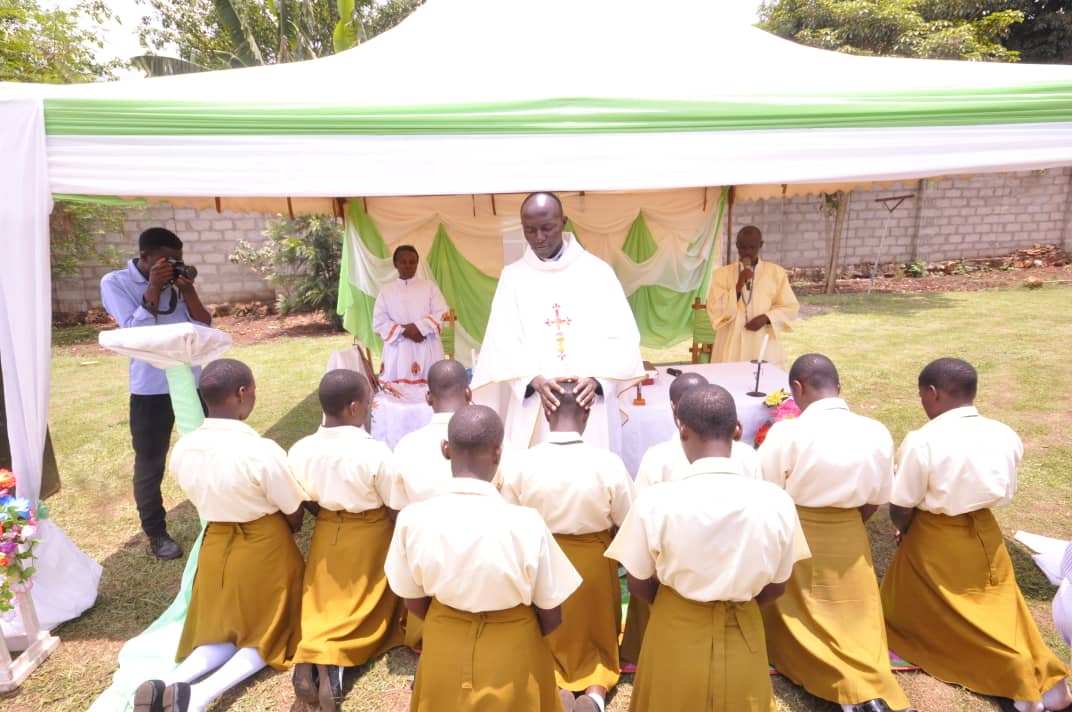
[292,663,317,704]
[559,688,576,711]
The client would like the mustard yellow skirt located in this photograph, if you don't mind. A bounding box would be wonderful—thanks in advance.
[631,586,775,712]
[411,601,561,712]
[546,530,621,691]
[177,513,303,671]
[294,507,405,666]
[762,506,909,707]
[881,509,1071,701]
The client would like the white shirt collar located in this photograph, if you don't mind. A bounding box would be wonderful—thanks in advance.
[444,477,501,497]
[681,457,742,479]
[315,424,371,438]
[547,431,584,444]
[930,405,980,424]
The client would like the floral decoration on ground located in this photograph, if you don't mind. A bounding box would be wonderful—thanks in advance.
[0,468,40,619]
[754,388,802,448]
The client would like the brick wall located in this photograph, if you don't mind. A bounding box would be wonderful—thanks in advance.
[733,167,1072,270]
[52,203,276,314]
[53,168,1072,313]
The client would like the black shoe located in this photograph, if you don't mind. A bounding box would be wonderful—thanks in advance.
[149,534,183,560]
[162,682,191,712]
[852,701,893,712]
[133,679,165,712]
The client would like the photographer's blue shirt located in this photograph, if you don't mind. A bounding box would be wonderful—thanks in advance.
[100,259,207,396]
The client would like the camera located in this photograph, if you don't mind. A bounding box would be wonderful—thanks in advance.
[166,257,198,283]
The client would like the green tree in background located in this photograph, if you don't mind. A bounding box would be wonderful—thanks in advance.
[1005,0,1072,63]
[0,0,121,82]
[132,0,424,75]
[758,0,1025,62]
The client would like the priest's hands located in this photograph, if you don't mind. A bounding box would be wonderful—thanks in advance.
[744,314,770,331]
[529,376,600,414]
[402,323,426,342]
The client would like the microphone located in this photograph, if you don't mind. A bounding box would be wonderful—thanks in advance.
[741,257,754,291]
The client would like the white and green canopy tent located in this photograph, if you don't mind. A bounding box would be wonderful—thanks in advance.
[3,0,1072,679]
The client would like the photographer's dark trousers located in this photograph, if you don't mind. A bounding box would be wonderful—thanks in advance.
[129,393,174,538]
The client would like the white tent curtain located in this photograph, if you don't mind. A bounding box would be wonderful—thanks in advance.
[0,98,100,633]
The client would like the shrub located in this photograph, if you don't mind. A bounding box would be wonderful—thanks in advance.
[230,214,344,329]
[905,260,928,278]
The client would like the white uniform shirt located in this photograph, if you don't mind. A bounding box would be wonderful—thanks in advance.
[170,418,307,522]
[635,434,760,490]
[606,458,810,603]
[891,406,1022,515]
[385,477,582,612]
[758,397,893,508]
[500,431,635,535]
[394,411,512,503]
[287,425,404,512]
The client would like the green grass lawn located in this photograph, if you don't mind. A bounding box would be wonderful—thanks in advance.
[4,285,1071,711]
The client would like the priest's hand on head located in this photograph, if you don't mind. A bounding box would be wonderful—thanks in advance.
[402,323,426,342]
[570,377,600,410]
[744,314,771,332]
[530,375,564,414]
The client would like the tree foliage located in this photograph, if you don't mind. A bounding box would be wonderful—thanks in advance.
[134,0,425,74]
[1004,0,1072,63]
[759,0,1025,62]
[0,0,122,83]
[48,200,127,279]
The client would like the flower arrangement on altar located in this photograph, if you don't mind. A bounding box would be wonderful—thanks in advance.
[0,469,39,618]
[753,388,802,448]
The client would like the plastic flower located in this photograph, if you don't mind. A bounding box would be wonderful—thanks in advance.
[754,421,774,448]
[20,525,35,539]
[9,498,31,520]
[0,541,14,555]
[773,400,802,421]
[0,469,14,491]
[764,389,791,408]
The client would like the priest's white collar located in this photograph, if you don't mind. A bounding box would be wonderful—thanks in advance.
[522,233,585,272]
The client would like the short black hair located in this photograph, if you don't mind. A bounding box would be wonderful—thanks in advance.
[318,369,369,417]
[919,358,977,400]
[669,372,709,406]
[552,379,584,417]
[676,385,737,441]
[139,227,183,252]
[736,225,762,243]
[447,404,504,452]
[789,353,840,391]
[428,359,468,398]
[199,358,254,405]
[392,244,418,264]
[521,191,564,217]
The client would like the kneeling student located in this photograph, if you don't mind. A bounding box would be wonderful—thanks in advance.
[134,359,308,712]
[607,385,809,712]
[501,380,635,712]
[385,405,582,711]
[288,369,408,711]
[882,358,1072,712]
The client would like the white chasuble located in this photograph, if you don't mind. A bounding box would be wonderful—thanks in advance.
[373,277,448,384]
[472,235,645,451]
[705,259,799,369]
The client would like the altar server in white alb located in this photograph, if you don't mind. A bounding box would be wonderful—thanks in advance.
[758,354,910,712]
[634,371,761,490]
[705,225,798,369]
[373,245,448,385]
[471,192,645,450]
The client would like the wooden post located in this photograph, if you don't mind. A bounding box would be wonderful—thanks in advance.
[824,191,849,295]
[909,179,925,262]
[724,186,736,266]
[0,592,60,692]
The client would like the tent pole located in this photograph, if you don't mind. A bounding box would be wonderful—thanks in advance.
[824,191,849,295]
[724,186,735,265]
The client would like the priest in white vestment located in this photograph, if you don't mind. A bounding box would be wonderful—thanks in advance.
[373,245,448,384]
[705,225,799,369]
[471,193,645,451]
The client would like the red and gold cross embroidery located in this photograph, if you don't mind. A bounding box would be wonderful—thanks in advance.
[545,303,572,360]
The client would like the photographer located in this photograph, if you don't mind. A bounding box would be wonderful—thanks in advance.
[100,227,211,560]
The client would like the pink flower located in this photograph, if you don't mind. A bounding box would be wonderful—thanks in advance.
[20,525,35,539]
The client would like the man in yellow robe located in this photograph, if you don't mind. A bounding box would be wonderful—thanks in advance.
[705,226,798,369]
[882,358,1072,712]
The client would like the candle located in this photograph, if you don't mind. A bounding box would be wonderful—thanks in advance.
[756,333,769,365]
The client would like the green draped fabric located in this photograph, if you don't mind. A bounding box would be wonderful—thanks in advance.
[621,212,658,263]
[426,224,498,343]
[336,202,389,354]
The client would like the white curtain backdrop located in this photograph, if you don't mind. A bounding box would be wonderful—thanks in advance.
[0,98,100,634]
